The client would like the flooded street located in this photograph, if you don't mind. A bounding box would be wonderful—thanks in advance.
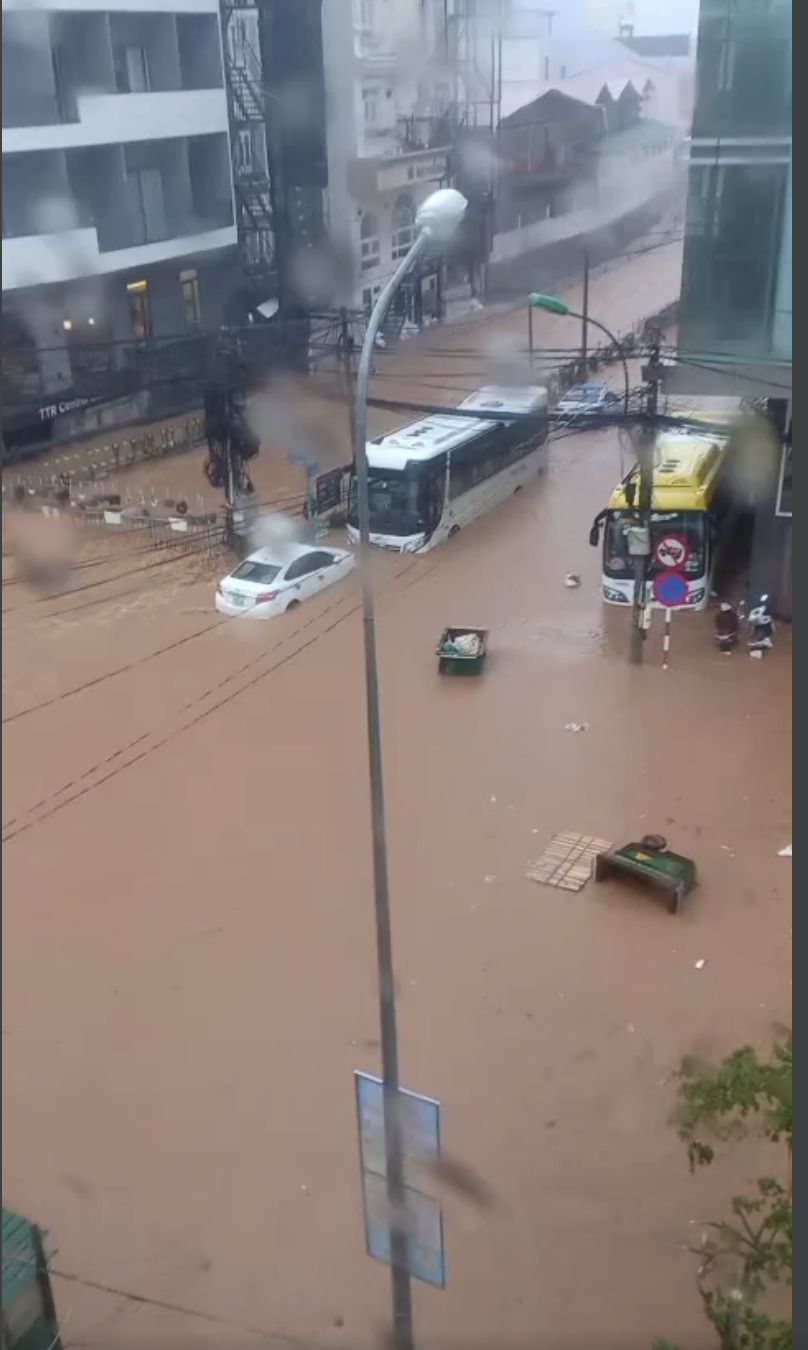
[1,250,791,1350]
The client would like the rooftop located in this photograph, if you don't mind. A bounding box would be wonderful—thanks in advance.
[620,34,692,60]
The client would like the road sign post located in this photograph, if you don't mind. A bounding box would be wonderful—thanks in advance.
[354,1072,446,1291]
[653,533,691,571]
[652,571,688,609]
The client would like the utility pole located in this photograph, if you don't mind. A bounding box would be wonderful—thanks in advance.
[629,340,663,664]
[338,307,355,437]
[580,248,590,380]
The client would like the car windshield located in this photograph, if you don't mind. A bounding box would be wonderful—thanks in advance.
[604,511,707,578]
[230,560,282,585]
[348,471,424,537]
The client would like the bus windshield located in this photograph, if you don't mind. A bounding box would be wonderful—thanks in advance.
[604,511,708,579]
[348,470,425,538]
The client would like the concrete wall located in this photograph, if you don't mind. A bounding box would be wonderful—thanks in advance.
[492,145,679,264]
[486,186,678,299]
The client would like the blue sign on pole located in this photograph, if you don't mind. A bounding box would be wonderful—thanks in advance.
[653,570,688,607]
[354,1071,446,1288]
[361,1171,446,1289]
[354,1072,441,1181]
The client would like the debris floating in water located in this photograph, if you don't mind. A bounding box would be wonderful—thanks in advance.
[564,722,589,733]
[779,844,792,858]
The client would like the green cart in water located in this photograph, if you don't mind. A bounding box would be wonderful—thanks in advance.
[593,837,697,915]
[437,626,489,675]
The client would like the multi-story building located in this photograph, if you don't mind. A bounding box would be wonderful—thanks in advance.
[671,0,791,615]
[321,0,451,315]
[2,0,238,426]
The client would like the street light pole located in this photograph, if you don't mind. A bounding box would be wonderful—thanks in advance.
[580,249,590,380]
[527,292,630,418]
[353,188,468,1350]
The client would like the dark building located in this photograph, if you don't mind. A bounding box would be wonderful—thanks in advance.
[496,89,604,234]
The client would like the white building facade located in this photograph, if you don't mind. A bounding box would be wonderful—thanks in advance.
[321,0,450,313]
[2,0,238,415]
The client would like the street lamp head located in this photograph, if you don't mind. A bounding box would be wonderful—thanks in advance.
[416,188,468,242]
[528,292,570,316]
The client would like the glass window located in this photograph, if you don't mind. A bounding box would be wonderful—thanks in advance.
[392,194,416,261]
[180,270,201,329]
[348,471,424,535]
[693,2,792,140]
[113,44,150,94]
[126,280,152,342]
[231,560,282,585]
[679,162,789,356]
[360,212,381,272]
[284,554,321,581]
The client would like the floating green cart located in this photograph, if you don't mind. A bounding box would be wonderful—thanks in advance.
[593,839,697,915]
[437,626,489,675]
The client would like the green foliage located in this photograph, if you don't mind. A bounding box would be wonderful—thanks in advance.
[659,1036,792,1350]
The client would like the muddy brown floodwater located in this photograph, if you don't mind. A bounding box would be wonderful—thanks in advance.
[2,245,791,1350]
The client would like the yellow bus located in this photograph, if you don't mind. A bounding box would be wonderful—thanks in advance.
[592,426,733,611]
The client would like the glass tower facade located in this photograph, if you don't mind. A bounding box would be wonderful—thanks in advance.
[679,0,792,363]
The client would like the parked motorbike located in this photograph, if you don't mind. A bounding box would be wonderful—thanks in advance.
[748,594,775,655]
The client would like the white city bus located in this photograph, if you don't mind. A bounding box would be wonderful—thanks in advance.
[346,385,550,552]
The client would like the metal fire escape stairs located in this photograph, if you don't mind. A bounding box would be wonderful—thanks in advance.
[220,3,277,305]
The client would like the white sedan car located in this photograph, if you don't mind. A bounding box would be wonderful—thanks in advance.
[215,543,355,618]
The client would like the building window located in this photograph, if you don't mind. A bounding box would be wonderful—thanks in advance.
[126,279,152,342]
[362,282,383,314]
[127,167,167,244]
[360,212,381,271]
[356,0,374,29]
[391,194,416,260]
[113,44,150,93]
[180,269,202,329]
[236,128,254,175]
[363,86,380,127]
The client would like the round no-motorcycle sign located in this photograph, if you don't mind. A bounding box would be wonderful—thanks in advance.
[653,533,690,569]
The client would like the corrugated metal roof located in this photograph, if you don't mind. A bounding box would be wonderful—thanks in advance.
[2,1207,39,1308]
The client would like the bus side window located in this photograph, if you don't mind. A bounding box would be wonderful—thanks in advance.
[421,466,445,534]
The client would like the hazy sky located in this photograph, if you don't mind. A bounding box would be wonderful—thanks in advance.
[631,0,701,34]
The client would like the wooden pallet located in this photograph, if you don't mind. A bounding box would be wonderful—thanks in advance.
[526,832,613,891]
